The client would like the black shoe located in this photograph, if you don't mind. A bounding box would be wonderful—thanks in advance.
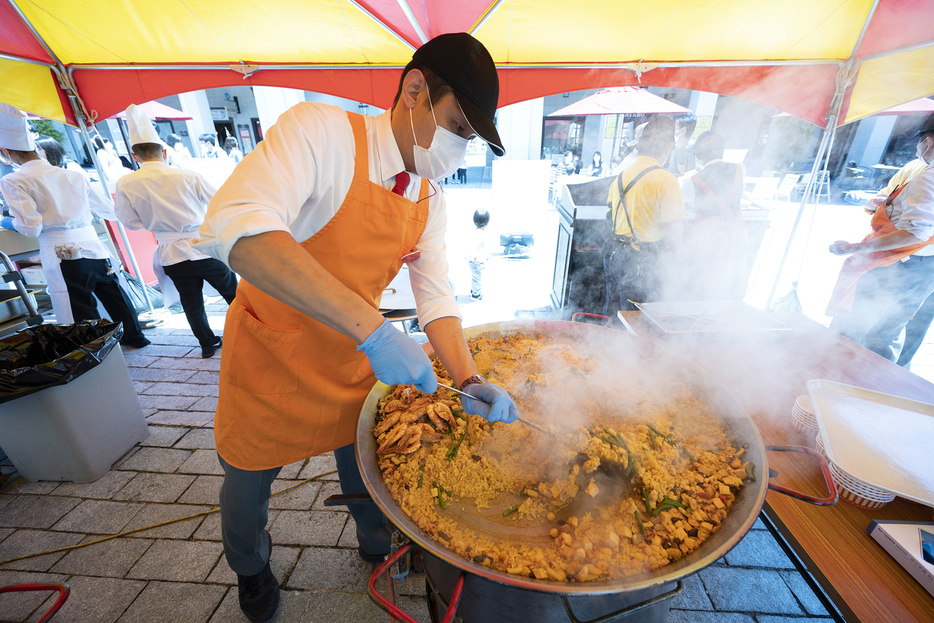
[358,546,389,564]
[202,337,222,359]
[238,533,279,623]
[121,336,151,348]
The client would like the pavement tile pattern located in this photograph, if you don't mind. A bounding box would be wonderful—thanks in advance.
[0,303,838,622]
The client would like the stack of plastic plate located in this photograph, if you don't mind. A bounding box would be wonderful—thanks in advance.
[791,395,819,433]
[827,461,896,509]
[815,432,828,459]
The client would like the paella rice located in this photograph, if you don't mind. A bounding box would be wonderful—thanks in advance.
[374,333,754,583]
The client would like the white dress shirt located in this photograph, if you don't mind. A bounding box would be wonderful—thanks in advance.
[888,162,934,255]
[115,161,217,266]
[196,103,460,325]
[0,159,115,259]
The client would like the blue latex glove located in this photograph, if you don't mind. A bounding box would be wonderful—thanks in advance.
[461,382,520,423]
[357,319,437,393]
[0,217,15,231]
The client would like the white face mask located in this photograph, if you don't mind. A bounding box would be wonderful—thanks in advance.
[410,85,469,180]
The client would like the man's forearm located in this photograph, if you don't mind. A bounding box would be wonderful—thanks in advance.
[832,230,925,255]
[424,316,477,387]
[227,230,385,343]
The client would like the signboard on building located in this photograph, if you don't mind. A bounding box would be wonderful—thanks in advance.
[210,107,229,121]
[238,124,253,152]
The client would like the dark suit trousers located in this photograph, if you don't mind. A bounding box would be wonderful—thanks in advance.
[58,258,146,343]
[163,258,238,348]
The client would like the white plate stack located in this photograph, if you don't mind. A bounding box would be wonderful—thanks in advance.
[828,463,896,510]
[791,395,818,434]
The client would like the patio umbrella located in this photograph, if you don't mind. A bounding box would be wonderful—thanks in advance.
[547,87,691,117]
[108,100,194,121]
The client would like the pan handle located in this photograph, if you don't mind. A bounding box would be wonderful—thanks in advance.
[0,583,70,623]
[572,312,612,327]
[765,445,838,506]
[368,544,464,623]
[560,580,682,623]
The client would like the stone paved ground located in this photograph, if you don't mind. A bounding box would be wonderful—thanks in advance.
[0,297,838,622]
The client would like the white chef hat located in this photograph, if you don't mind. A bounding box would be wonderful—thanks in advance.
[0,103,36,152]
[125,104,164,148]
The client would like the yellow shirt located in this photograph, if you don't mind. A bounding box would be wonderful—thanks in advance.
[607,156,684,243]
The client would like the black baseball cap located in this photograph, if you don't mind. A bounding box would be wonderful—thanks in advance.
[911,112,934,140]
[412,33,504,157]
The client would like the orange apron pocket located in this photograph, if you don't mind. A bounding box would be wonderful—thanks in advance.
[228,305,303,394]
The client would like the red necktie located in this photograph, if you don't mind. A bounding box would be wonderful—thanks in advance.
[391,171,409,197]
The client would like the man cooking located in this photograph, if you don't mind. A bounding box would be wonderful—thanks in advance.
[0,103,150,348]
[195,33,519,623]
[827,112,934,362]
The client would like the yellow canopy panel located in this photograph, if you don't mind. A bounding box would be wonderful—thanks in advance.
[0,59,68,123]
[845,46,934,124]
[476,0,873,64]
[16,0,415,65]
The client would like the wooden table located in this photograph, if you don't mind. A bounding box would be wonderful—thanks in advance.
[617,311,934,623]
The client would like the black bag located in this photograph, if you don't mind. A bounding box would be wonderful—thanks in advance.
[121,269,163,314]
[0,320,122,404]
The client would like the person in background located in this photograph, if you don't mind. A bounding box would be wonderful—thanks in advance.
[680,131,748,300]
[586,151,604,177]
[195,33,519,623]
[560,150,576,176]
[827,113,934,363]
[36,137,87,177]
[224,137,243,163]
[0,104,150,347]
[572,152,582,174]
[603,116,684,314]
[612,122,649,176]
[849,156,932,369]
[115,104,238,359]
[94,136,130,179]
[469,209,491,301]
[165,134,192,163]
[199,133,227,159]
[668,117,697,176]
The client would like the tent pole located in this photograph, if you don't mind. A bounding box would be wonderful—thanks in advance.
[4,0,157,316]
[765,55,859,311]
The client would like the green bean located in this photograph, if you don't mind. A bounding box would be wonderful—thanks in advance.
[503,503,522,517]
[599,434,620,447]
[634,510,647,537]
[648,429,658,451]
[452,408,465,418]
[747,462,756,482]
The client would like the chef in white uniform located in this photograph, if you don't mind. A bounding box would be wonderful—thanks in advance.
[115,104,238,358]
[0,103,149,347]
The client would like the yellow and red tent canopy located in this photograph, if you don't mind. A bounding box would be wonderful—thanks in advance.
[1,0,932,128]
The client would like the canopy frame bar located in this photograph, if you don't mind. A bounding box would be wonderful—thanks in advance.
[346,0,416,52]
[65,58,843,71]
[859,38,934,62]
[470,0,506,35]
[0,51,56,69]
[395,0,428,44]
[850,0,882,59]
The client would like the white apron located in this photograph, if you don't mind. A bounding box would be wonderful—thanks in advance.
[36,225,101,324]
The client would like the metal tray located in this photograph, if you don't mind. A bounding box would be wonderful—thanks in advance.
[0,289,29,324]
[632,300,789,334]
[807,379,934,507]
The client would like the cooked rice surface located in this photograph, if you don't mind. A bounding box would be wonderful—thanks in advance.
[374,334,753,583]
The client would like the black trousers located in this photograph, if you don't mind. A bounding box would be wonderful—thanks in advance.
[602,237,662,315]
[897,291,934,369]
[163,258,238,347]
[58,258,146,344]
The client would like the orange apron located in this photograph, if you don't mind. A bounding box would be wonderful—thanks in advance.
[826,184,934,317]
[215,112,430,471]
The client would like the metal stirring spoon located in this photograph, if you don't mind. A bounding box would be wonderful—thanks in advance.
[440,383,555,437]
